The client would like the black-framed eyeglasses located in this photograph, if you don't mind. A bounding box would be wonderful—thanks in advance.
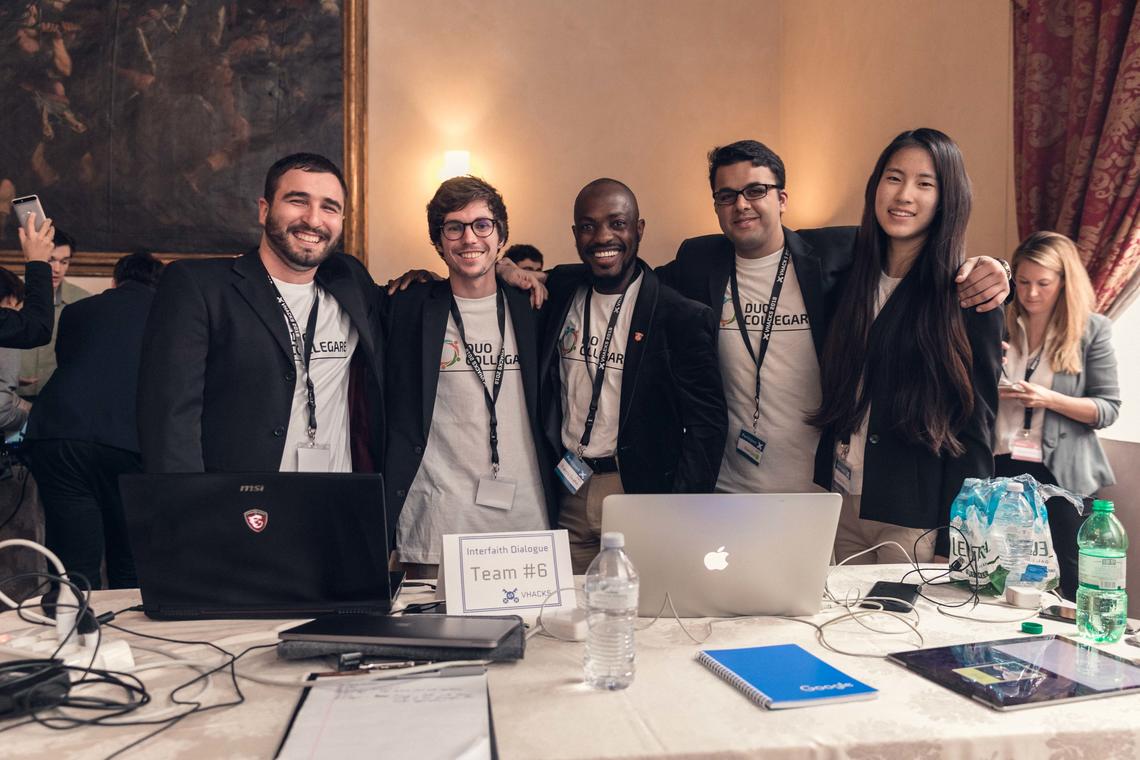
[441,217,497,241]
[712,182,783,206]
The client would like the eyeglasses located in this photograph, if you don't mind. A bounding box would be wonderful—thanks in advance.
[712,182,783,206]
[441,218,497,241]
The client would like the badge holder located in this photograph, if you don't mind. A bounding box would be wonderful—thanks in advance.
[832,447,853,495]
[296,427,331,472]
[736,429,765,466]
[1009,428,1044,463]
[556,450,593,495]
[476,466,516,510]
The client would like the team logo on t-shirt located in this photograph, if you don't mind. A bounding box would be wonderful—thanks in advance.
[440,339,462,369]
[559,325,579,356]
[720,294,736,327]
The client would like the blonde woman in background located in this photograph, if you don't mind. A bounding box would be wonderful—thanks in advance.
[996,231,1121,599]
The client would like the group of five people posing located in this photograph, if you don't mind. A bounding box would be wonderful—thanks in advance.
[135,128,1065,585]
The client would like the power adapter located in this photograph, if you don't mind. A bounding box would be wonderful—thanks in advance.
[1005,586,1043,609]
[541,608,588,641]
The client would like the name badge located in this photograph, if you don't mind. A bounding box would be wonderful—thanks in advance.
[832,457,853,495]
[555,450,593,494]
[475,476,516,510]
[1009,429,1045,463]
[438,530,576,622]
[736,429,766,466]
[296,443,331,472]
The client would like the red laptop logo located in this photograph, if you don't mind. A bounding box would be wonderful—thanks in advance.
[243,509,268,533]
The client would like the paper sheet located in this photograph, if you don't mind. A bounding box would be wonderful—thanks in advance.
[277,666,492,759]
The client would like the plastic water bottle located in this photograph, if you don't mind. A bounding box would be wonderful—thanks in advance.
[991,482,1047,591]
[1077,499,1129,643]
[583,532,639,690]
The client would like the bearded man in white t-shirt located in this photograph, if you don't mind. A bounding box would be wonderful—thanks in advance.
[657,140,1011,499]
[139,153,385,477]
[382,177,557,579]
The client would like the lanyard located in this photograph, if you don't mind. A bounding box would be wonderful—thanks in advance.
[449,289,508,477]
[269,277,320,443]
[729,247,790,433]
[1022,347,1044,430]
[576,280,633,456]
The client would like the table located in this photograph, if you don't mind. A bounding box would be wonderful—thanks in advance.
[3,565,1139,759]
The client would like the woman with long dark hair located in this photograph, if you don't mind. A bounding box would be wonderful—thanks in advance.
[810,128,1003,564]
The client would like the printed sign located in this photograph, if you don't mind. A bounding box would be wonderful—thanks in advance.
[439,530,576,620]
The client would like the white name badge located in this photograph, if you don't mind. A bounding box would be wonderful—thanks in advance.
[475,476,516,510]
[736,429,766,466]
[555,451,593,494]
[832,457,853,495]
[1009,429,1045,463]
[296,443,331,472]
[438,530,576,622]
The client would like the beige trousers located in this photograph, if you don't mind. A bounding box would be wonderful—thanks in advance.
[833,492,936,565]
[557,472,625,574]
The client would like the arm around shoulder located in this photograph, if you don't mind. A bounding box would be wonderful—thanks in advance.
[666,297,727,492]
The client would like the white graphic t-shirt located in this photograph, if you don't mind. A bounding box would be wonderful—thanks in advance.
[559,273,644,459]
[273,278,358,473]
[715,251,822,493]
[399,291,548,564]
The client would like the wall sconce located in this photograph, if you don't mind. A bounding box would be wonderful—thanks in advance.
[440,150,471,180]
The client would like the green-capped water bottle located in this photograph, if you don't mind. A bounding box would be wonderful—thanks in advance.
[1076,499,1129,643]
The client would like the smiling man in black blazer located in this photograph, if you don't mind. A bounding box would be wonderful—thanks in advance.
[382,177,556,577]
[542,178,727,572]
[138,153,384,475]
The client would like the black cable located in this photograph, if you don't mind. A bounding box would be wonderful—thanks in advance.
[0,464,30,534]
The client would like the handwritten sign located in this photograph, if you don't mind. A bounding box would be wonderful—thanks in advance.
[439,530,576,619]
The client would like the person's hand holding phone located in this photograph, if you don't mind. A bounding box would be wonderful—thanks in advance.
[18,212,54,264]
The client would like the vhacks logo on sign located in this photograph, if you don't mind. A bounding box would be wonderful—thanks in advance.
[243,509,268,533]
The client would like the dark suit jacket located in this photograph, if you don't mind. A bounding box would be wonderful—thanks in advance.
[0,261,53,349]
[27,280,154,452]
[138,250,384,473]
[657,226,858,359]
[380,279,558,548]
[812,278,1004,542]
[541,260,727,494]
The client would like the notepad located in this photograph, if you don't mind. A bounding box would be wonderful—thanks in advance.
[697,643,877,709]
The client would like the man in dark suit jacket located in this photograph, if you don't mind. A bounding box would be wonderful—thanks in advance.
[138,153,384,476]
[656,140,1010,504]
[383,177,556,577]
[542,179,727,572]
[26,251,164,588]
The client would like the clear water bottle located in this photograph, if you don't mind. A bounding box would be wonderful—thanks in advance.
[583,532,639,690]
[1077,499,1129,643]
[991,481,1047,591]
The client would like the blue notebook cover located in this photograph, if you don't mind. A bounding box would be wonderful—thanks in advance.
[697,644,878,709]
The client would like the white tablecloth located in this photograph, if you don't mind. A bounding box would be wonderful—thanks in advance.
[2,565,1139,759]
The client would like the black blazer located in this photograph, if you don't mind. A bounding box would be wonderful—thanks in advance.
[540,261,727,494]
[27,280,154,452]
[812,277,1004,540]
[138,250,385,473]
[658,226,857,359]
[0,261,53,349]
[380,279,558,547]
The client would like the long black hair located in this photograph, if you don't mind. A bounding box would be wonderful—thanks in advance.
[809,128,975,456]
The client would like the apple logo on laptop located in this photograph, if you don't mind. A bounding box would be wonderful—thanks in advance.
[704,546,729,571]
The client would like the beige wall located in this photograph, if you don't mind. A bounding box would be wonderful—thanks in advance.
[365,0,1016,280]
[780,0,1018,258]
[366,0,782,278]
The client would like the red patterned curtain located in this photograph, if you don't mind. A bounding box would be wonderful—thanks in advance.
[1013,0,1140,315]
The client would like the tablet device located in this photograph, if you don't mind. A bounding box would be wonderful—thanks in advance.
[279,614,520,649]
[889,634,1140,710]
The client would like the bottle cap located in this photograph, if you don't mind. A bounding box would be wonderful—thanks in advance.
[1092,499,1115,513]
[600,532,625,549]
[1006,482,1024,493]
[1021,621,1043,635]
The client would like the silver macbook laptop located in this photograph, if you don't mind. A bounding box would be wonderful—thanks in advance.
[601,492,841,618]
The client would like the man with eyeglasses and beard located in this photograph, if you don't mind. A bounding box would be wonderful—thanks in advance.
[139,153,385,476]
[541,178,726,572]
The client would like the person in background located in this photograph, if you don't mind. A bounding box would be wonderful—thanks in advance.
[995,230,1120,600]
[25,251,164,589]
[504,243,544,272]
[0,269,32,434]
[19,227,91,398]
[810,128,1003,564]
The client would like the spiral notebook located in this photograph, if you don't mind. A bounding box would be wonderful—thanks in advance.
[697,644,877,709]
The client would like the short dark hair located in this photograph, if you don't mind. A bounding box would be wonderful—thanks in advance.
[707,140,786,190]
[263,152,347,204]
[52,228,76,252]
[504,244,542,266]
[426,176,508,247]
[113,249,165,287]
[0,267,25,304]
